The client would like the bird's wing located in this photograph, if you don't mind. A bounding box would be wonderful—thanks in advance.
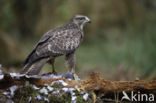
[35,28,82,56]
[35,29,55,48]
[40,28,82,54]
[23,30,55,65]
[24,28,82,65]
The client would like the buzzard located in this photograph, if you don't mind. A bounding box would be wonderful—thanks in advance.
[20,15,91,76]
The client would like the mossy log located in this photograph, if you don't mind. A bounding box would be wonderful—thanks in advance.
[0,72,156,103]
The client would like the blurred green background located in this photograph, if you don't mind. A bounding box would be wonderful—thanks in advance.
[0,0,156,80]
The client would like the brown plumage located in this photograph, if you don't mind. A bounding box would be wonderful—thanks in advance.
[20,15,91,75]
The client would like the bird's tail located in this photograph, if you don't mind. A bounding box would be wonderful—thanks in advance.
[20,58,49,75]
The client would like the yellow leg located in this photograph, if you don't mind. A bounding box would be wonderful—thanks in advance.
[73,73,77,80]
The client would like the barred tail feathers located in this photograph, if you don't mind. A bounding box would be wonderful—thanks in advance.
[20,58,49,75]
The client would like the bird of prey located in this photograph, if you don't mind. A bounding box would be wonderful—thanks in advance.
[20,15,91,76]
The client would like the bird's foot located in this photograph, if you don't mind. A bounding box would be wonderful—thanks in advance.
[72,73,82,92]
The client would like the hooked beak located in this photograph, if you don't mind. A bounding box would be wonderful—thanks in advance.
[85,17,91,23]
[87,20,91,23]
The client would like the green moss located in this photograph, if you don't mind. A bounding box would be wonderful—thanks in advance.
[51,82,64,88]
[75,91,93,103]
[13,85,39,103]
[76,95,85,103]
[9,84,94,103]
[48,92,71,103]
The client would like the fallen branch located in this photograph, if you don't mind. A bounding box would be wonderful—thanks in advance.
[0,72,156,102]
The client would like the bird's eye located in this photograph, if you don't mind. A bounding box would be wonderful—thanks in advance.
[76,17,85,20]
[79,18,84,20]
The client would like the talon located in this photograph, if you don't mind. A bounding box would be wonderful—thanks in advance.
[75,85,81,92]
[72,73,82,92]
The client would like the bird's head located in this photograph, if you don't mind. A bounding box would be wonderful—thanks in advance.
[72,15,91,29]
